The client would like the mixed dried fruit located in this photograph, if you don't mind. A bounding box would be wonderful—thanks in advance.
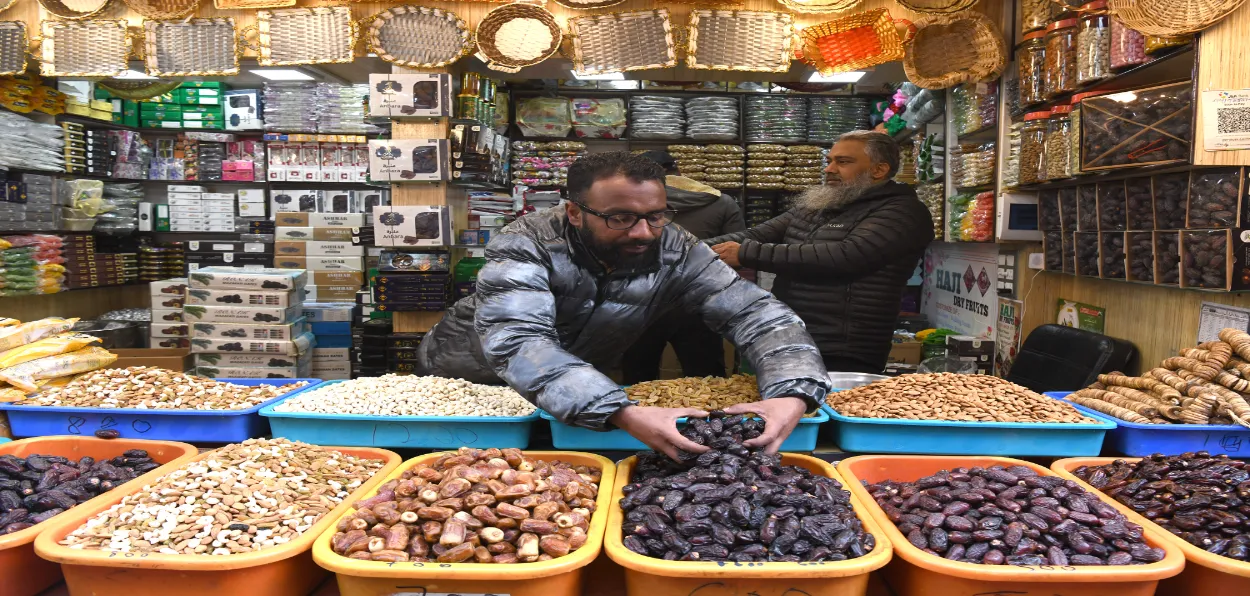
[328,447,602,564]
[1074,452,1250,562]
[868,464,1165,566]
[15,366,308,410]
[0,449,160,535]
[59,438,384,555]
[619,412,873,562]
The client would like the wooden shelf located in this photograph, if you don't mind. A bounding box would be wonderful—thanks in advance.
[1011,46,1195,117]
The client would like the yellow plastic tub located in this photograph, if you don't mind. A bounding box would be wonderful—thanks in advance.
[838,455,1185,596]
[32,445,400,596]
[1052,456,1250,596]
[0,436,198,596]
[605,453,892,596]
[313,450,616,596]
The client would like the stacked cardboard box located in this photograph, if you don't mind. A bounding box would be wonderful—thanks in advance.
[184,239,272,271]
[136,82,228,130]
[273,211,368,302]
[149,278,188,349]
[304,302,355,380]
[161,185,235,233]
[186,267,313,378]
[944,335,995,375]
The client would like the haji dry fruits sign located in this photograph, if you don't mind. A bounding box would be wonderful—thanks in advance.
[921,242,998,338]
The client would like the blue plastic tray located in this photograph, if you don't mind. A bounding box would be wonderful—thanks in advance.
[540,408,829,452]
[1045,391,1250,456]
[820,402,1117,456]
[260,380,539,448]
[0,378,321,442]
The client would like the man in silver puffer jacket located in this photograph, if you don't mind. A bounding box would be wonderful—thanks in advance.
[416,152,831,459]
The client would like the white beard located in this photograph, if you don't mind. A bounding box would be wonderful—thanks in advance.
[793,173,875,212]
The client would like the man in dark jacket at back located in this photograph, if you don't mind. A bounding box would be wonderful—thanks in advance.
[620,150,745,383]
[707,131,934,374]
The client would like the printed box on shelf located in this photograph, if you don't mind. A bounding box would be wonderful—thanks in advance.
[187,266,306,291]
[185,287,301,308]
[274,256,364,271]
[195,361,311,379]
[152,337,191,349]
[368,139,448,182]
[273,241,364,257]
[269,189,320,215]
[182,304,303,325]
[317,191,365,214]
[238,202,265,217]
[151,292,185,309]
[303,302,355,322]
[303,285,359,302]
[311,361,351,379]
[149,322,189,337]
[313,334,352,348]
[374,205,450,247]
[224,90,263,131]
[311,347,350,363]
[237,188,265,203]
[275,212,365,228]
[189,331,314,356]
[310,321,350,335]
[191,317,308,341]
[193,351,311,369]
[274,227,357,242]
[186,241,269,254]
[368,73,452,118]
[151,308,185,323]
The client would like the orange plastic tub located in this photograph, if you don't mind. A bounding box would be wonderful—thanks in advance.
[32,445,400,596]
[838,455,1185,596]
[1053,456,1250,596]
[314,450,616,596]
[0,436,198,596]
[605,453,892,596]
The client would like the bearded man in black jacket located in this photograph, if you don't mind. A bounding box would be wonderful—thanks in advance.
[707,131,934,374]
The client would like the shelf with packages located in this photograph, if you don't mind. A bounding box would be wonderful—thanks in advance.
[955,123,999,143]
[1012,45,1194,117]
[1014,163,1199,191]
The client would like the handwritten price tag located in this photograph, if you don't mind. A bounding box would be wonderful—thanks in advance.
[66,415,153,436]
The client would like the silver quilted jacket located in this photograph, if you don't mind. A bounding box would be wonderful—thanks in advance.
[415,207,831,430]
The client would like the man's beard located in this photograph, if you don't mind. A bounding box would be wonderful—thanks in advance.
[577,220,659,270]
[794,172,874,212]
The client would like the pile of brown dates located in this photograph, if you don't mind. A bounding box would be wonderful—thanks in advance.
[619,412,873,563]
[1074,451,1250,562]
[0,450,158,535]
[868,464,1165,566]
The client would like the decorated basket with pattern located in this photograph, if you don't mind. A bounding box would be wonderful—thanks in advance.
[570,9,676,75]
[41,19,129,77]
[144,18,238,77]
[258,6,354,66]
[367,5,472,69]
[687,9,793,73]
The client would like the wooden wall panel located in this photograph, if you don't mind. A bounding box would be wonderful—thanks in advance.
[0,284,149,322]
[1194,2,1250,166]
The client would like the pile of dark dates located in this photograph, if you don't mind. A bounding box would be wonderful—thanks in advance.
[620,412,873,563]
[1155,232,1180,284]
[1152,173,1189,230]
[1127,232,1154,282]
[1076,233,1100,276]
[1125,178,1154,230]
[1044,232,1064,271]
[0,450,159,535]
[1100,233,1126,279]
[1187,170,1241,228]
[1182,231,1228,288]
[867,464,1165,566]
[1074,451,1250,562]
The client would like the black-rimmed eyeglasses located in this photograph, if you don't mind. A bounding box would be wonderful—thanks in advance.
[572,201,676,230]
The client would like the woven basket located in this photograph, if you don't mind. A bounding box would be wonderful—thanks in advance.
[570,9,676,75]
[904,11,1005,89]
[367,5,472,69]
[0,0,17,15]
[0,22,24,76]
[144,18,237,77]
[215,0,290,11]
[798,9,913,75]
[1108,0,1245,35]
[777,0,861,15]
[687,9,793,73]
[896,0,978,13]
[38,0,112,19]
[554,0,625,9]
[258,7,354,66]
[98,79,182,100]
[41,19,129,77]
[123,0,198,20]
[476,2,562,73]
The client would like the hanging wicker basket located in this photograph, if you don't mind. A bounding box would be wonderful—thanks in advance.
[41,19,130,77]
[475,2,562,73]
[367,5,472,69]
[144,18,238,77]
[687,9,793,73]
[98,79,182,100]
[38,0,112,19]
[214,0,290,11]
[553,0,625,10]
[0,21,24,76]
[797,8,913,75]
[1108,0,1246,35]
[570,9,676,75]
[895,0,978,14]
[123,0,199,20]
[777,0,861,15]
[258,7,354,66]
[903,11,1005,89]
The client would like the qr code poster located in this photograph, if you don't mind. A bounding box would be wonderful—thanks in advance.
[1202,89,1250,151]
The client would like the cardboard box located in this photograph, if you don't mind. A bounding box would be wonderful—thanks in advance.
[150,278,188,296]
[274,227,356,242]
[104,348,192,371]
[303,302,355,322]
[310,322,351,335]
[887,342,923,365]
[311,361,351,379]
[187,267,307,291]
[945,335,995,356]
[194,352,310,369]
[368,73,452,118]
[311,347,351,363]
[182,304,303,324]
[273,241,365,257]
[189,331,314,356]
[312,271,364,286]
[237,188,266,203]
[191,318,308,341]
[150,322,189,337]
[274,212,366,228]
[274,256,363,271]
[195,361,312,379]
[303,284,360,302]
[186,240,269,254]
[185,287,300,308]
[151,308,185,323]
[368,139,448,182]
[224,90,263,131]
[374,205,450,247]
[151,293,185,309]
[152,337,191,349]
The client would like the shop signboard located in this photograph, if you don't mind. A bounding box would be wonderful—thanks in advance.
[921,242,998,339]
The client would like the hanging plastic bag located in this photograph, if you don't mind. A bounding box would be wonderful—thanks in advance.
[0,346,116,392]
[0,332,100,368]
[0,317,77,352]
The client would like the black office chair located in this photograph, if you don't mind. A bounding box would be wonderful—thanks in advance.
[1006,324,1138,394]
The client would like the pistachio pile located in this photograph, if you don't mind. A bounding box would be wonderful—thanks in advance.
[59,438,384,555]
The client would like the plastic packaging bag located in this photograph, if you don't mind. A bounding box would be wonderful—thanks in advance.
[919,356,978,374]
[0,346,116,392]
[0,332,99,368]
[517,97,572,138]
[0,317,77,353]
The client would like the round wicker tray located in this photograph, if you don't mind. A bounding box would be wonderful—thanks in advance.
[777,0,861,15]
[368,5,472,69]
[476,2,562,73]
[904,11,1005,89]
[38,0,112,19]
[895,0,978,14]
[1109,0,1246,35]
[122,0,199,20]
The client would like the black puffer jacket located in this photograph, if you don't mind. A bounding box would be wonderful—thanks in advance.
[707,181,933,371]
[665,175,745,239]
